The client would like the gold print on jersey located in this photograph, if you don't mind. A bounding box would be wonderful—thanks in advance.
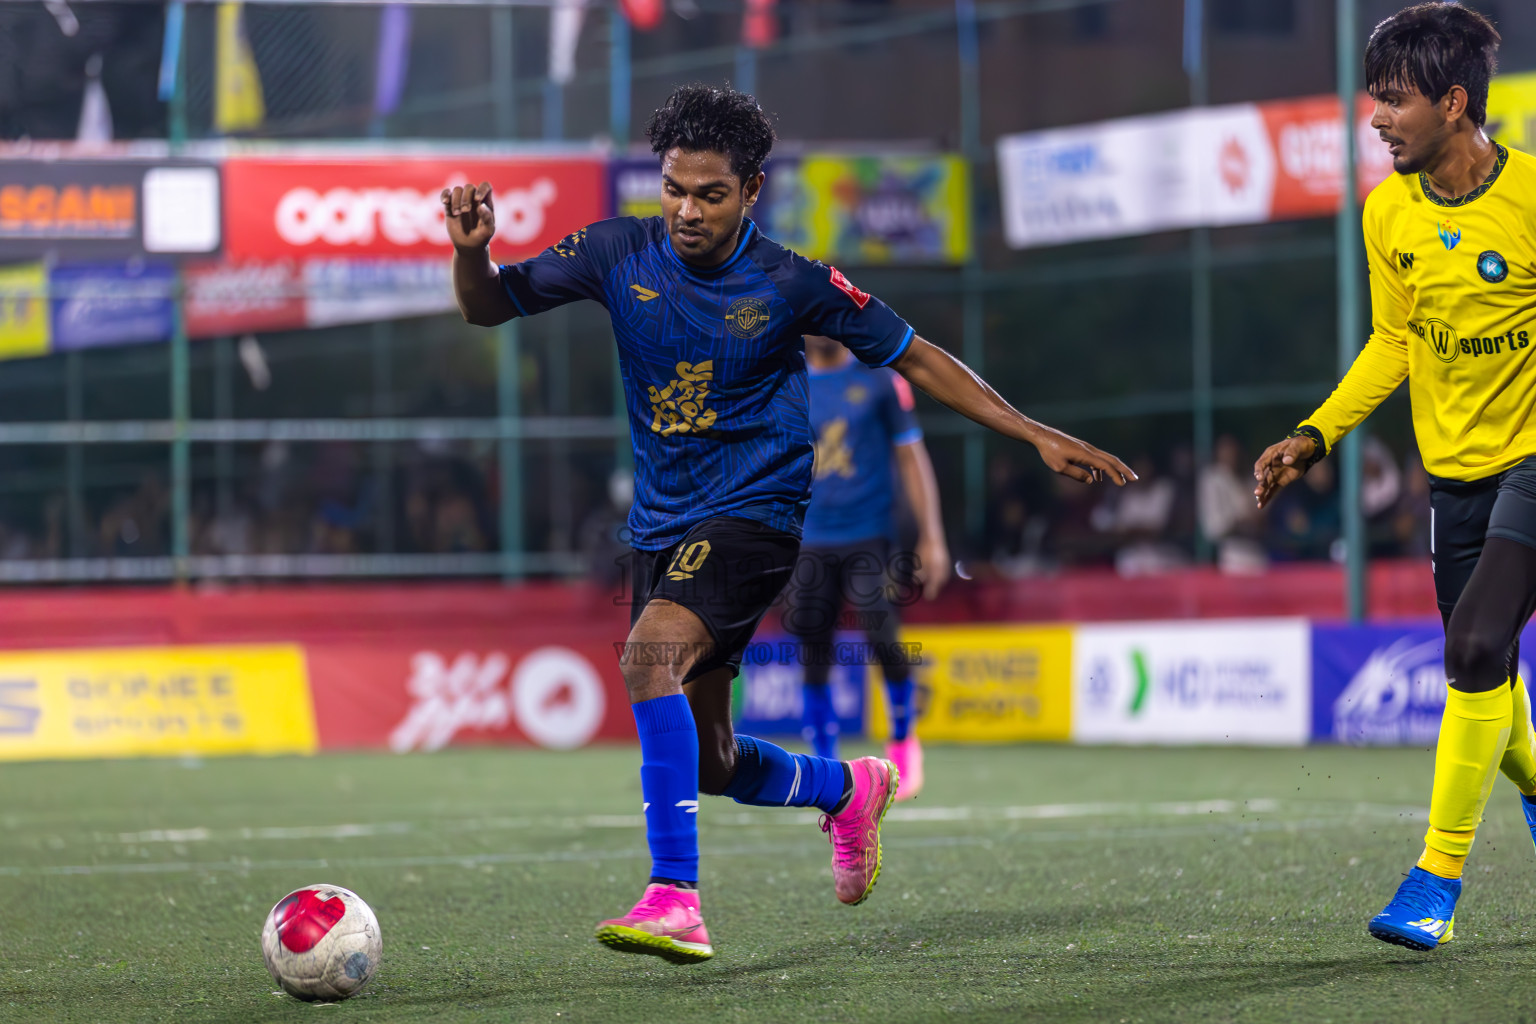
[648,361,718,436]
[552,228,587,259]
[814,417,857,481]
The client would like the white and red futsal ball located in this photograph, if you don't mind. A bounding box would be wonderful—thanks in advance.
[261,884,382,1001]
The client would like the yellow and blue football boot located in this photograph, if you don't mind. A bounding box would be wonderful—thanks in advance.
[1368,867,1460,951]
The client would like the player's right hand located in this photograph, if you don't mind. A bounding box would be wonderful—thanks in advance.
[1034,428,1137,486]
[442,182,496,250]
[1252,435,1317,509]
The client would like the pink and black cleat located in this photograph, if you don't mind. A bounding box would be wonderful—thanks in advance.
[886,735,924,801]
[821,755,900,905]
[595,883,713,964]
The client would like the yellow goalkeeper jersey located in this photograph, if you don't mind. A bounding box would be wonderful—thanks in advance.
[1302,142,1536,481]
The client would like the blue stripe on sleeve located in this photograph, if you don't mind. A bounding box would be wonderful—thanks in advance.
[893,429,924,446]
[498,267,529,317]
[874,326,915,368]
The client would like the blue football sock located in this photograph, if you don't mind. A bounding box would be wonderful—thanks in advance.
[801,682,840,760]
[885,677,914,742]
[632,694,699,884]
[724,735,848,813]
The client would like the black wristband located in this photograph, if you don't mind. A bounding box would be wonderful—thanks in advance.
[1286,425,1327,472]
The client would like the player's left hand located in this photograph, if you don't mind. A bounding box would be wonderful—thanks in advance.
[1034,428,1137,485]
[913,538,951,601]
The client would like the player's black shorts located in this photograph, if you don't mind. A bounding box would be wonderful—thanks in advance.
[1429,456,1536,618]
[782,537,913,643]
[629,515,800,683]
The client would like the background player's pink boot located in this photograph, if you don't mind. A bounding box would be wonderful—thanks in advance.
[820,756,899,905]
[886,735,924,801]
[594,883,713,964]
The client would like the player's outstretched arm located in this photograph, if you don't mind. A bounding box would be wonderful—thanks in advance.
[889,336,1135,486]
[1252,434,1320,510]
[894,439,950,600]
[442,182,517,327]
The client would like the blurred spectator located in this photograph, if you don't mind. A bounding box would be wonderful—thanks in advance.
[580,468,634,589]
[98,472,168,558]
[1267,456,1341,562]
[1091,455,1187,576]
[1392,456,1433,558]
[1363,435,1405,557]
[1199,435,1267,574]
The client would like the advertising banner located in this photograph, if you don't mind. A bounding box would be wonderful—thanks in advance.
[610,155,790,225]
[0,644,316,761]
[222,156,607,264]
[1487,71,1536,155]
[1311,620,1536,746]
[734,631,867,739]
[0,161,220,260]
[304,641,632,752]
[997,95,1395,249]
[767,154,971,265]
[183,258,307,338]
[0,262,50,360]
[864,624,1072,743]
[303,258,453,328]
[50,262,175,350]
[1073,619,1311,746]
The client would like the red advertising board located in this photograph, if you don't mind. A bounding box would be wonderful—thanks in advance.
[183,258,306,338]
[221,156,607,263]
[306,641,635,752]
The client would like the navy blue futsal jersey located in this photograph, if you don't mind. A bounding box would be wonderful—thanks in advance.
[802,358,923,547]
[498,217,914,551]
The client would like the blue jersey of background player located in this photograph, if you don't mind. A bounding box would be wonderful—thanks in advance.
[445,84,1135,967]
[789,335,949,798]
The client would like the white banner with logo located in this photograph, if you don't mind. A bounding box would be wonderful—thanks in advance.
[1072,619,1311,746]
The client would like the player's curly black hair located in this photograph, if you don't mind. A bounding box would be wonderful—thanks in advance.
[645,84,777,184]
[1365,2,1500,127]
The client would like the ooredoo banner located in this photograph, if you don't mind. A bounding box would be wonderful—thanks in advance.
[304,641,633,752]
[222,157,607,263]
[1072,619,1311,746]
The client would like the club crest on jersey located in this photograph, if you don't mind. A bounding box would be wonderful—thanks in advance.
[1478,250,1508,284]
[725,296,771,339]
[1438,219,1461,251]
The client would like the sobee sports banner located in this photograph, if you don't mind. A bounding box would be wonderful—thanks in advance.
[222,156,607,263]
[1311,620,1536,746]
[997,94,1394,249]
[1073,619,1311,746]
[767,154,971,265]
[0,645,317,761]
[865,625,1072,743]
[1487,71,1536,155]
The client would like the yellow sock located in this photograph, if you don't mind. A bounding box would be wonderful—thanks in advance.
[1425,684,1513,868]
[1500,675,1536,795]
[1418,836,1470,879]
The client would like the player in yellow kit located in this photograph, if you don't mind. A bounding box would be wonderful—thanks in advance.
[1254,3,1536,951]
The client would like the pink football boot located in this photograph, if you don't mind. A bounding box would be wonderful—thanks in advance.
[820,756,899,905]
[595,883,713,964]
[886,735,924,801]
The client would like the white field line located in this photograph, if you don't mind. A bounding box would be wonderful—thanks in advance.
[0,814,1425,878]
[99,798,1425,847]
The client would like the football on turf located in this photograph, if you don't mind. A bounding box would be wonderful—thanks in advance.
[261,883,382,1001]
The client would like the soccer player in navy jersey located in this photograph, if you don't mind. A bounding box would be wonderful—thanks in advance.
[445,84,1134,965]
[790,333,948,799]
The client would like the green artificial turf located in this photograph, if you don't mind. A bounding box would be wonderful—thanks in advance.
[3,743,1536,1023]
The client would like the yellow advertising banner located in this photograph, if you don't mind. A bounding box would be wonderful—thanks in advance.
[0,645,317,761]
[770,154,972,265]
[0,262,50,361]
[866,625,1073,743]
[1489,71,1536,154]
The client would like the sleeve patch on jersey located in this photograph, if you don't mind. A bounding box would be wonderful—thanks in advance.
[891,374,916,411]
[828,266,872,309]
